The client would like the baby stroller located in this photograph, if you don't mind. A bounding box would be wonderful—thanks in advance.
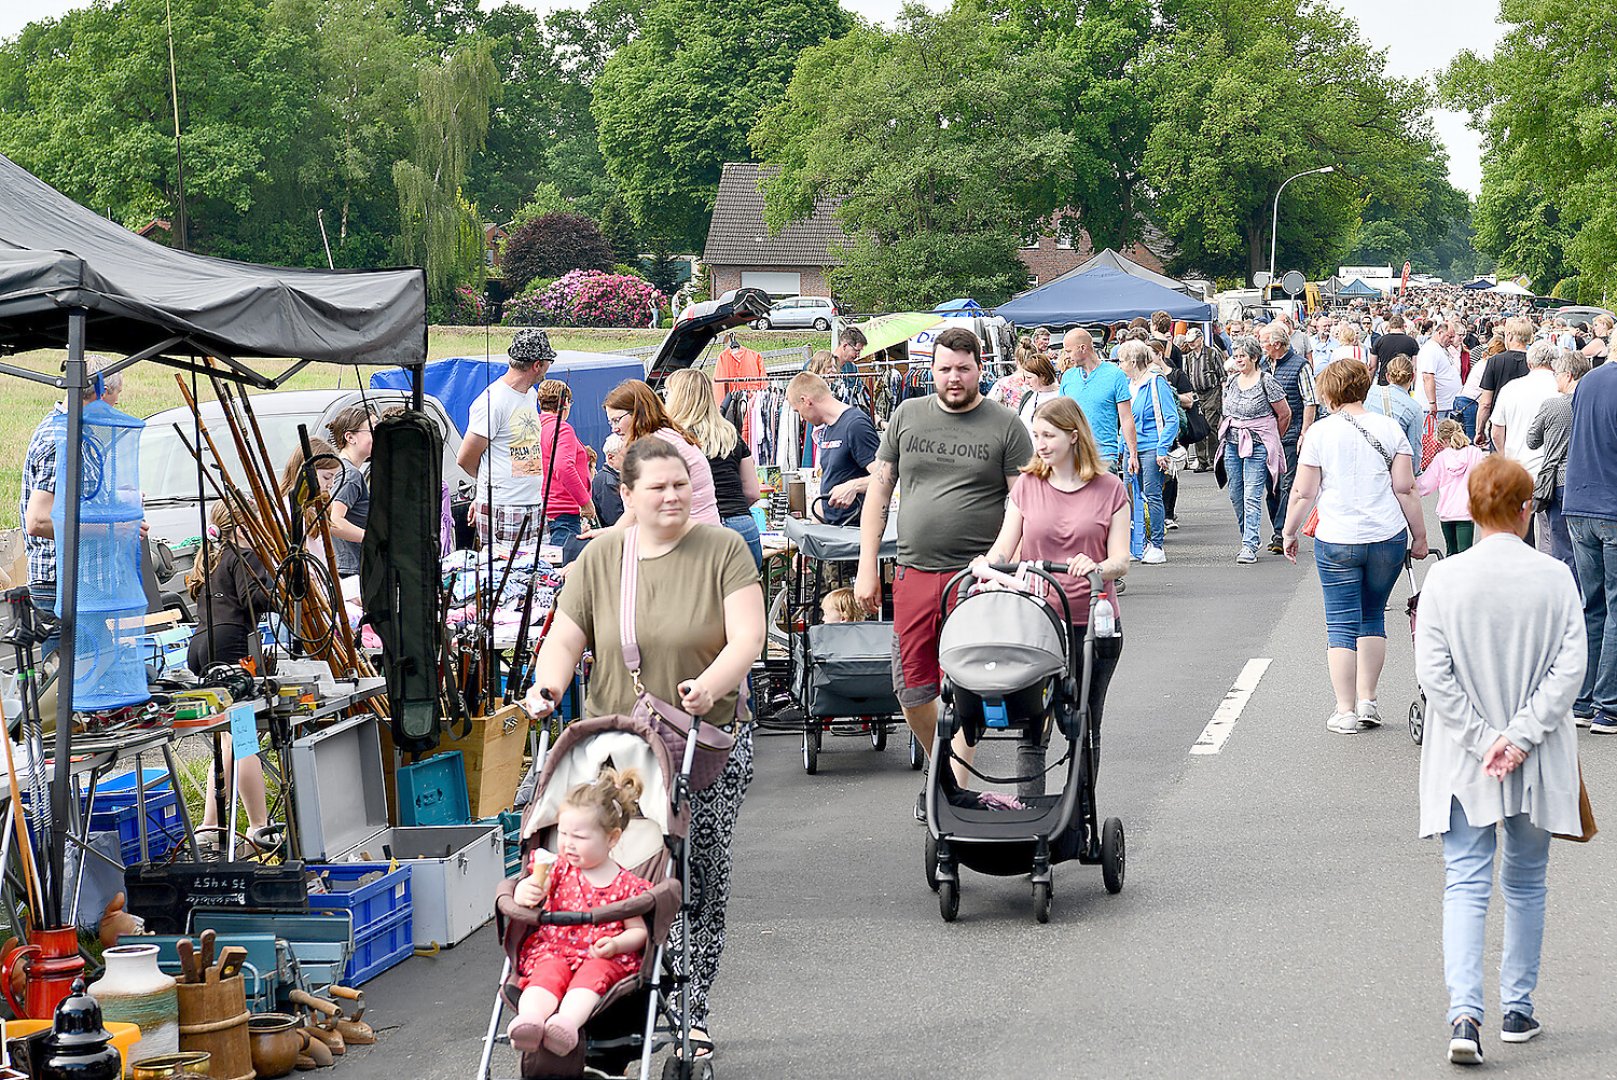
[479,712,708,1080]
[779,515,922,774]
[926,561,1125,924]
[1405,551,1442,746]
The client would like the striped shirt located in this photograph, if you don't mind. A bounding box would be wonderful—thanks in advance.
[20,407,62,588]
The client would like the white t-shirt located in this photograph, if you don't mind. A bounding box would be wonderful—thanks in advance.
[1016,386,1064,431]
[466,379,545,506]
[1459,349,1488,397]
[1414,339,1461,411]
[1300,410,1414,544]
[1493,367,1560,479]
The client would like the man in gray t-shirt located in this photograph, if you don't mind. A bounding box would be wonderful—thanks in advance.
[856,328,1032,818]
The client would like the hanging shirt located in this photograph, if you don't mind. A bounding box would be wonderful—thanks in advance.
[713,346,767,398]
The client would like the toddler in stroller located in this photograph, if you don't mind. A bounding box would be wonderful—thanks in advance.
[507,768,652,1056]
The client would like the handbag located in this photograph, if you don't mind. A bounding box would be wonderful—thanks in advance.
[617,526,737,791]
[1420,413,1443,472]
[1552,763,1598,843]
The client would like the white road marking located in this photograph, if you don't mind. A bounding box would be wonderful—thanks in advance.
[1190,658,1272,755]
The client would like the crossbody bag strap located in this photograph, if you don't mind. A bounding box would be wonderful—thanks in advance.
[1342,412,1395,471]
[1148,375,1166,450]
[618,526,643,685]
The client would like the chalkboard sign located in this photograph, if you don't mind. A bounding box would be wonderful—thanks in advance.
[123,861,308,933]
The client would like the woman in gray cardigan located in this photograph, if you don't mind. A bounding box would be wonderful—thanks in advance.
[1415,455,1587,1066]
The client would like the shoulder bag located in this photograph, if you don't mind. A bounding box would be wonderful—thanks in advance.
[617,526,738,791]
[1147,375,1188,478]
[1302,413,1395,538]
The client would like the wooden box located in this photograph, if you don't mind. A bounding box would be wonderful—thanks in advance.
[436,703,530,820]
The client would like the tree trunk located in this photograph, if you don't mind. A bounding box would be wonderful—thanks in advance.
[1246,221,1266,284]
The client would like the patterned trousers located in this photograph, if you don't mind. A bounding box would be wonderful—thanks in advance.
[671,724,755,1030]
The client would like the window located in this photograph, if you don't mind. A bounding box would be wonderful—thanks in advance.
[1027,275,1040,288]
[1021,236,1041,250]
[1055,235,1073,249]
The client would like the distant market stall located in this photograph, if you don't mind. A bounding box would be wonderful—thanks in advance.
[995,264,1214,327]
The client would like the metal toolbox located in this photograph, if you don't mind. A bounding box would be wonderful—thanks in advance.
[290,714,501,947]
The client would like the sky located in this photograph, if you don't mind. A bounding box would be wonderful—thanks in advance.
[0,0,1499,192]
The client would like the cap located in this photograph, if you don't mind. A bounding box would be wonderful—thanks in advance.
[509,328,557,369]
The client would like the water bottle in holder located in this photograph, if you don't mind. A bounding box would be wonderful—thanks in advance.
[1093,595,1117,638]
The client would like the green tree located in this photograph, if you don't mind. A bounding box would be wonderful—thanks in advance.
[393,37,500,300]
[500,211,614,291]
[1142,0,1439,282]
[592,0,851,250]
[752,4,1072,310]
[1442,0,1612,296]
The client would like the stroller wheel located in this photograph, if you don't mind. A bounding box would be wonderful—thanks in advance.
[802,726,820,775]
[1033,881,1051,923]
[1101,817,1126,895]
[870,720,887,751]
[939,878,959,922]
[924,833,940,892]
[908,732,925,770]
[1408,697,1425,746]
[662,1055,714,1080]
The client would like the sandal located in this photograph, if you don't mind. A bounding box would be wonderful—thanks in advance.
[673,1028,714,1061]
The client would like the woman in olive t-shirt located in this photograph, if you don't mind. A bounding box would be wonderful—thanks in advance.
[523,437,764,1057]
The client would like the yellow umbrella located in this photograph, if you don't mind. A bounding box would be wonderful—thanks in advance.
[851,312,950,359]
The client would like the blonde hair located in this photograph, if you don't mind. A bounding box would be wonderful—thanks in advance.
[787,370,832,402]
[561,767,644,834]
[186,499,247,600]
[807,350,838,376]
[821,588,866,623]
[1021,397,1104,483]
[1437,418,1470,450]
[663,368,738,458]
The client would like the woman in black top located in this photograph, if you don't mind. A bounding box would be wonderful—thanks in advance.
[664,368,764,566]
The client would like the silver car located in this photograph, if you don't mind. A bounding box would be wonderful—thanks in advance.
[752,295,838,332]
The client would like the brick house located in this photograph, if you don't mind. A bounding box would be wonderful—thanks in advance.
[704,162,1171,300]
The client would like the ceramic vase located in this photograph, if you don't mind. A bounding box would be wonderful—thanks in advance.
[88,944,179,1070]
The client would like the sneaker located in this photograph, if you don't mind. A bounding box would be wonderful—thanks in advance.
[1575,708,1595,728]
[1142,545,1167,565]
[1326,710,1365,735]
[1591,714,1617,735]
[1165,517,1179,530]
[1500,1011,1541,1043]
[1236,547,1257,564]
[915,789,927,825]
[1268,532,1285,554]
[1449,1017,1484,1064]
[1356,700,1384,728]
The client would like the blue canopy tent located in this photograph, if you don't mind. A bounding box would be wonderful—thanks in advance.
[933,298,986,314]
[995,265,1214,326]
[370,350,643,454]
[1335,277,1381,299]
[1461,278,1494,290]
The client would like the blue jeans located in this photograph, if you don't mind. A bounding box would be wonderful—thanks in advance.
[1267,437,1300,537]
[1225,439,1269,552]
[1567,514,1617,718]
[1130,454,1165,556]
[1313,533,1407,649]
[1452,395,1479,442]
[1442,798,1550,1025]
[1538,487,1575,580]
[27,582,60,659]
[544,513,582,550]
[722,512,763,568]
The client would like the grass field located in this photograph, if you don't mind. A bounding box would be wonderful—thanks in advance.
[1,326,827,531]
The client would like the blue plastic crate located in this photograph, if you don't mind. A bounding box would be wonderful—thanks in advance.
[345,906,413,985]
[397,751,472,827]
[83,769,184,864]
[308,863,412,941]
[478,811,524,878]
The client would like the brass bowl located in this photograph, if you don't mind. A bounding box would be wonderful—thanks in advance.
[131,1050,212,1077]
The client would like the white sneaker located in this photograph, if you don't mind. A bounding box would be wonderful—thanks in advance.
[1165,518,1179,530]
[1356,700,1384,728]
[1236,547,1257,564]
[1326,711,1364,735]
[1142,545,1167,565]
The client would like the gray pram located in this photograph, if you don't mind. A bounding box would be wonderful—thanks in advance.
[926,561,1125,924]
[780,516,922,774]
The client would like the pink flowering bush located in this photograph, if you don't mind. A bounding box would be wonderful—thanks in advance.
[503,269,664,328]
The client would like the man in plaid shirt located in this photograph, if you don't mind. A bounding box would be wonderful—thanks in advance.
[19,355,126,654]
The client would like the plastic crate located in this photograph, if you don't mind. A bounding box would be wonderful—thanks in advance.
[397,751,472,827]
[345,906,413,985]
[478,811,523,878]
[83,769,185,864]
[307,863,412,941]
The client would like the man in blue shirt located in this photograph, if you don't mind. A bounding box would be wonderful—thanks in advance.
[787,370,881,525]
[1564,359,1617,731]
[1059,327,1139,477]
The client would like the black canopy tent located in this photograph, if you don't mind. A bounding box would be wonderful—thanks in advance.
[0,151,426,926]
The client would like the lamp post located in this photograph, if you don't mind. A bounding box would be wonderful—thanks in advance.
[1269,165,1335,283]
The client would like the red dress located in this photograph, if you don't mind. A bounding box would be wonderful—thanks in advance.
[519,860,651,986]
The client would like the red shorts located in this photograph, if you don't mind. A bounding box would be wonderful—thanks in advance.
[521,955,632,999]
[891,565,955,708]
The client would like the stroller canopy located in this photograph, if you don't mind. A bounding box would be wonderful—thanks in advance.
[782,514,897,561]
[939,590,1067,695]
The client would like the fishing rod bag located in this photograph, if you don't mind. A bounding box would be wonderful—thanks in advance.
[361,408,443,753]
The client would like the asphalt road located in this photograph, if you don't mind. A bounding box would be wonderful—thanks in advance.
[338,472,1617,1079]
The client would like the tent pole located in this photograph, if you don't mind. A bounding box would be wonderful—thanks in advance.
[410,362,424,411]
[50,308,89,928]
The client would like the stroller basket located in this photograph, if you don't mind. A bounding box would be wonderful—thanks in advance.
[794,620,901,717]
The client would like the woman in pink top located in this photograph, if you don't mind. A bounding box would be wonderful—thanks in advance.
[536,380,597,549]
[1417,419,1486,555]
[602,379,721,526]
[981,396,1129,789]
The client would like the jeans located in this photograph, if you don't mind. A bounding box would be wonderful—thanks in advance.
[1313,532,1408,649]
[1538,487,1575,578]
[27,582,59,659]
[1130,454,1165,556]
[544,513,582,550]
[1267,437,1300,537]
[1442,798,1550,1025]
[1452,395,1479,442]
[1225,439,1269,552]
[722,512,763,568]
[1568,514,1617,718]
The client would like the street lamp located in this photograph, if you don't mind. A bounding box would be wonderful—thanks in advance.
[1269,165,1335,284]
